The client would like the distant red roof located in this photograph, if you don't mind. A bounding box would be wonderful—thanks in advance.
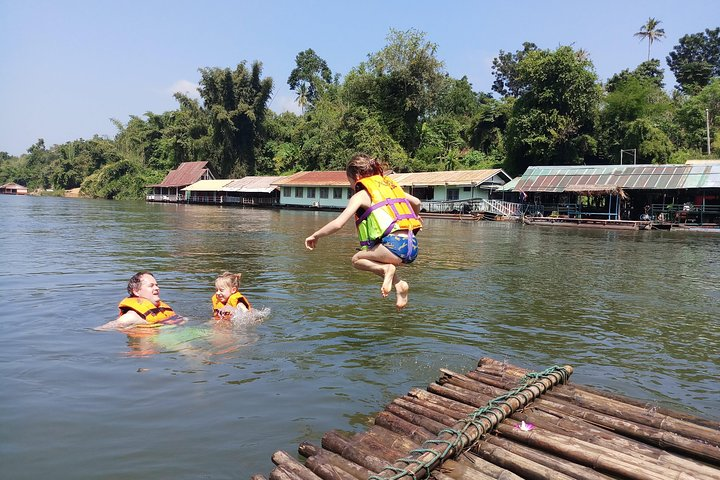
[272,171,348,186]
[149,161,212,188]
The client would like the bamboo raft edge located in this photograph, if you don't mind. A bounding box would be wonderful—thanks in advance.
[257,358,720,480]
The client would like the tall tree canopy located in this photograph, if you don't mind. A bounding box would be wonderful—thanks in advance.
[666,28,720,94]
[287,49,333,110]
[491,42,539,97]
[198,61,273,177]
[504,46,600,174]
[345,28,445,153]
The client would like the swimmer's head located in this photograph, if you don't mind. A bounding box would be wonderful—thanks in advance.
[215,272,241,303]
[127,271,161,306]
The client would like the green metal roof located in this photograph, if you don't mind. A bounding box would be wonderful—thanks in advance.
[513,163,720,193]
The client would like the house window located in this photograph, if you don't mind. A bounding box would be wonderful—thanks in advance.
[447,188,460,201]
[319,187,329,199]
[295,187,304,198]
[333,187,343,199]
[306,187,316,198]
[463,187,471,192]
[283,187,291,197]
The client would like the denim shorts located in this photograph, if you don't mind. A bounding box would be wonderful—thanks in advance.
[381,233,418,264]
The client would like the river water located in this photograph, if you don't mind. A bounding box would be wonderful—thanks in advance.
[1,195,718,479]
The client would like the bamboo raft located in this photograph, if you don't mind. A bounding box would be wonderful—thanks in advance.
[253,357,720,480]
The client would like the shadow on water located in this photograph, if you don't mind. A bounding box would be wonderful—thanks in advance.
[0,196,718,479]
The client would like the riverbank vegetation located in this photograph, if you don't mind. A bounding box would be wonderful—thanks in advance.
[1,25,718,199]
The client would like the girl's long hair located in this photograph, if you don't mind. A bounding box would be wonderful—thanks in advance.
[346,153,385,180]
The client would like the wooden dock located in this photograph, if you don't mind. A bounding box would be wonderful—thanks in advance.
[255,357,720,480]
[522,216,652,230]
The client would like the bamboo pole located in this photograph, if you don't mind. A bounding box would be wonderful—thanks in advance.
[321,430,385,473]
[270,464,306,480]
[271,450,323,480]
[404,392,615,480]
[509,408,720,479]
[495,422,684,480]
[365,425,508,480]
[250,475,268,480]
[441,369,720,465]
[472,440,577,480]
[483,435,614,480]
[298,442,372,480]
[477,357,720,430]
[370,366,572,480]
[440,370,720,477]
[375,410,523,480]
[431,371,716,478]
[374,410,436,446]
[471,366,720,448]
[426,374,707,479]
[383,395,605,480]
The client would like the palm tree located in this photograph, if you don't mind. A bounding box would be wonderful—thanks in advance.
[634,17,666,61]
[295,83,309,114]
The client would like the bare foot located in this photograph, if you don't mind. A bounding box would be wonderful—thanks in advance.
[395,280,409,310]
[381,264,396,297]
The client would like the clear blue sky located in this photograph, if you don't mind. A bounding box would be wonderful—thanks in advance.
[1,0,717,156]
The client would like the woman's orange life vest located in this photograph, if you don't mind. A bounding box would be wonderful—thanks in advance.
[118,297,182,325]
[212,291,251,317]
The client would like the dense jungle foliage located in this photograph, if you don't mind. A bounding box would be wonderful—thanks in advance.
[2,27,719,199]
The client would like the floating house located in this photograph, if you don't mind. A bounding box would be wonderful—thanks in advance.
[391,169,514,215]
[272,171,352,209]
[146,161,215,202]
[222,176,284,206]
[0,182,28,195]
[181,179,232,204]
[507,161,720,224]
[272,169,517,215]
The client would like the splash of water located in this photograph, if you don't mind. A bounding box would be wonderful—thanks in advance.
[229,307,271,327]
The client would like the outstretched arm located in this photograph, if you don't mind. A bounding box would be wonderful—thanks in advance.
[305,191,368,250]
[95,310,147,331]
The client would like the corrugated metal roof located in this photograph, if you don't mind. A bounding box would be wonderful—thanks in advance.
[272,171,348,186]
[224,176,285,193]
[181,179,232,192]
[150,161,210,187]
[514,163,720,192]
[390,169,510,186]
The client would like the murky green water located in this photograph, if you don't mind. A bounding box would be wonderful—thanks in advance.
[1,195,718,479]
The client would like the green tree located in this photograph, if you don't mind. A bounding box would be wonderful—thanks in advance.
[198,61,274,177]
[606,60,665,92]
[634,17,666,61]
[504,46,600,175]
[599,75,673,163]
[675,78,720,154]
[666,28,720,94]
[345,28,446,153]
[287,49,332,108]
[491,42,539,97]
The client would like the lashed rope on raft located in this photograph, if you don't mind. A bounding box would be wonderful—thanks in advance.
[369,365,572,480]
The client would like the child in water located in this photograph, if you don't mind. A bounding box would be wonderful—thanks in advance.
[212,272,252,319]
[304,153,422,309]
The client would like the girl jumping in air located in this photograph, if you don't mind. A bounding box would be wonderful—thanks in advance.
[304,153,422,309]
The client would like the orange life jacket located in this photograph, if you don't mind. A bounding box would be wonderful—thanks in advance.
[355,175,422,249]
[118,297,182,325]
[212,291,251,317]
